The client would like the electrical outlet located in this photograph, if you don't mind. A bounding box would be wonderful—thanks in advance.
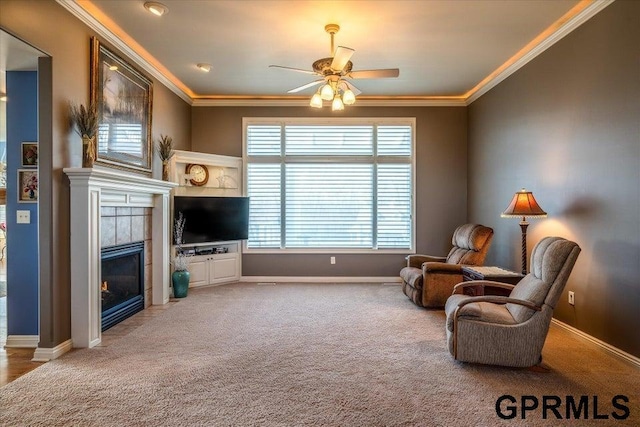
[330,256,336,265]
[568,291,575,306]
[17,210,31,224]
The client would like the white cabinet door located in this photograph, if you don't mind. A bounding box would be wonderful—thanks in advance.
[188,257,208,287]
[211,256,238,281]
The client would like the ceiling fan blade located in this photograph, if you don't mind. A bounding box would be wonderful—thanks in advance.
[269,65,319,75]
[287,79,325,94]
[330,46,355,72]
[347,68,400,79]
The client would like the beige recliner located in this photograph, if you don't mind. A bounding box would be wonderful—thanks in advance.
[445,236,581,367]
[400,224,494,308]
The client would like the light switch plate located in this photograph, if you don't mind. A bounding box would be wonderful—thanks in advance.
[17,210,31,224]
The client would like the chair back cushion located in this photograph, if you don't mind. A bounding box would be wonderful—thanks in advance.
[446,224,494,265]
[507,237,581,322]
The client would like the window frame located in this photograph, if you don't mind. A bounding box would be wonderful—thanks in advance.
[243,117,416,254]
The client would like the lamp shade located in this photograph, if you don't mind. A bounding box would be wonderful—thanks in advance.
[501,188,547,218]
[342,88,356,105]
[331,96,344,111]
[309,93,323,108]
[320,84,334,101]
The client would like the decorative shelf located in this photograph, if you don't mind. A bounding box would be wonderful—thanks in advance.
[169,150,242,196]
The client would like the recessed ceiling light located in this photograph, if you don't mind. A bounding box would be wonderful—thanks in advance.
[144,2,168,17]
[197,63,212,73]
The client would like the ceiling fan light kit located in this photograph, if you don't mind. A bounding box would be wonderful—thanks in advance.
[270,23,399,111]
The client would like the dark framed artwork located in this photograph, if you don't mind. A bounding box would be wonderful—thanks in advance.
[90,37,153,175]
[18,169,38,203]
[21,142,38,167]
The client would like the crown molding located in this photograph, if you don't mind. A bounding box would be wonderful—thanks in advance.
[56,0,193,105]
[59,0,612,108]
[466,0,614,105]
[191,97,467,107]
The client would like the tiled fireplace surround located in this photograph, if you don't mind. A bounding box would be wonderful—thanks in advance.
[65,168,176,348]
[101,206,153,308]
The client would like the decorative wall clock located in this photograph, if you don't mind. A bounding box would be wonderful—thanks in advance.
[185,163,209,186]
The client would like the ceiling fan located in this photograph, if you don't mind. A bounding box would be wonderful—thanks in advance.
[269,24,400,110]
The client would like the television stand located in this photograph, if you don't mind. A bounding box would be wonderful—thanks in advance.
[174,241,241,287]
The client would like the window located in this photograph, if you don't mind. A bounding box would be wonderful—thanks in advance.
[245,118,414,252]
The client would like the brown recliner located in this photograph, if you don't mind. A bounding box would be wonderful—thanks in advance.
[445,237,581,367]
[400,224,494,308]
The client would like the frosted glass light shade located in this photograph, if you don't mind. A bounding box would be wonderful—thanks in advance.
[310,93,323,108]
[331,96,344,111]
[342,89,356,105]
[320,84,334,101]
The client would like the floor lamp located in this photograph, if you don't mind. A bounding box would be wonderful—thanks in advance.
[501,188,547,275]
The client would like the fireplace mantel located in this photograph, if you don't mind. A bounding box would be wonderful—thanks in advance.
[65,167,177,348]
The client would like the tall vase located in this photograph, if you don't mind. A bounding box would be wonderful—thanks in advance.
[172,270,190,298]
[162,160,170,181]
[82,135,96,168]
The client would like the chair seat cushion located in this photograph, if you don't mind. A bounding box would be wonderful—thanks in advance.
[445,294,516,332]
[400,266,423,290]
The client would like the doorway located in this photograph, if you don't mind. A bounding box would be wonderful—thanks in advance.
[0,29,42,349]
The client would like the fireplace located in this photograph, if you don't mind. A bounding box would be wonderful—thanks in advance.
[65,167,175,349]
[101,242,144,331]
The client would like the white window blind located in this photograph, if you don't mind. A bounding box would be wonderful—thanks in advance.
[245,119,413,251]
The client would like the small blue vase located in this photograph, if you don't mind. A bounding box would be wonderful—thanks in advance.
[172,270,190,298]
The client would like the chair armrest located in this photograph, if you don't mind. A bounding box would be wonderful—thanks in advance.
[406,254,446,268]
[452,280,515,295]
[423,262,461,274]
[455,296,541,312]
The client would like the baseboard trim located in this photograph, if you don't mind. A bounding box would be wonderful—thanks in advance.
[551,319,640,368]
[32,339,73,362]
[241,276,402,284]
[4,335,39,348]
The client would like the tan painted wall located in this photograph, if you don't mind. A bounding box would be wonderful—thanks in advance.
[0,0,191,348]
[468,1,640,357]
[192,106,468,276]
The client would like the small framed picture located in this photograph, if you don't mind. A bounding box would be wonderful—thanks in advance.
[18,169,38,203]
[21,142,38,167]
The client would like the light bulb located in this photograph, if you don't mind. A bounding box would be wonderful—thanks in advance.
[310,93,323,108]
[320,84,334,101]
[342,89,356,105]
[332,95,344,111]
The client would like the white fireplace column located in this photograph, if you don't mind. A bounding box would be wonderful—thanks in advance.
[65,168,176,348]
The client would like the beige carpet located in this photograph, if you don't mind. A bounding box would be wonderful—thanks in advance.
[1,283,638,426]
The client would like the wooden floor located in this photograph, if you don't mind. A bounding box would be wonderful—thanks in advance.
[1,283,175,388]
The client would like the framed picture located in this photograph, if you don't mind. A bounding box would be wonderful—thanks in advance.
[90,37,153,175]
[21,142,38,167]
[18,169,38,203]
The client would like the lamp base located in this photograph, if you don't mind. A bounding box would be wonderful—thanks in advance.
[519,219,529,275]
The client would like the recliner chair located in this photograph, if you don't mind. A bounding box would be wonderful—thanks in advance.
[445,236,581,367]
[400,224,494,308]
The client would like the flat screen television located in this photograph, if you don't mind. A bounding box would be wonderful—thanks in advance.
[173,196,250,244]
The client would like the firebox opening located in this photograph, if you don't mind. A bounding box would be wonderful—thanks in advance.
[101,242,145,331]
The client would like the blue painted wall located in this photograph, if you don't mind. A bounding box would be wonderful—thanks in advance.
[6,71,39,336]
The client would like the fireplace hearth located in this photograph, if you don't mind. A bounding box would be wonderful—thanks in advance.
[101,242,144,331]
